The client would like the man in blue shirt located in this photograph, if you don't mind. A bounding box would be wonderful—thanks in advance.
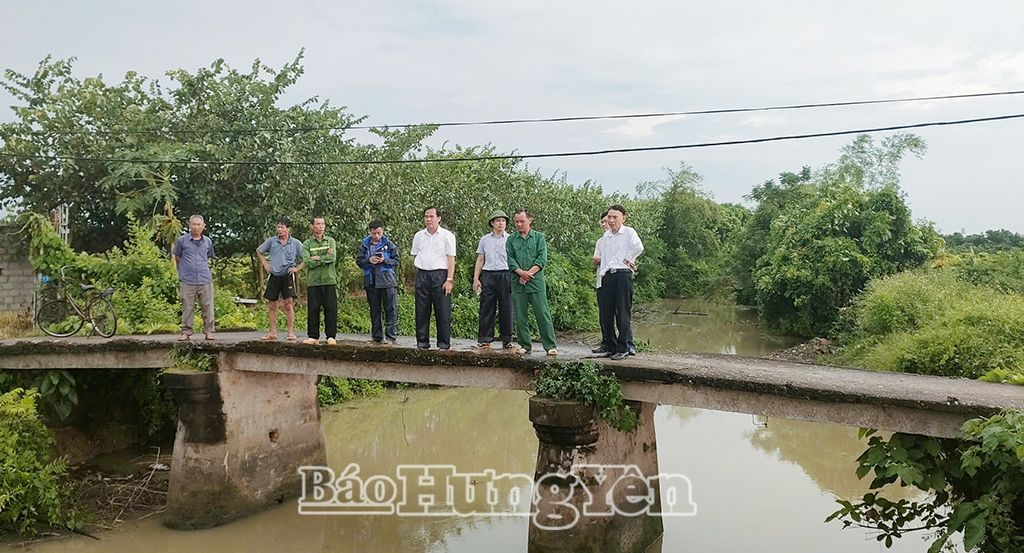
[356,220,401,344]
[172,214,216,341]
[257,217,305,341]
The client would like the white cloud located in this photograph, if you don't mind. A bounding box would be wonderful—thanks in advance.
[602,115,689,139]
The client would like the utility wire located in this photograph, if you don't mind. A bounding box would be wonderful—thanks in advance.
[13,89,1024,136]
[2,112,1022,166]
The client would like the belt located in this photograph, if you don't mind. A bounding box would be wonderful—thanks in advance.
[607,268,633,274]
[481,269,509,273]
[417,268,447,272]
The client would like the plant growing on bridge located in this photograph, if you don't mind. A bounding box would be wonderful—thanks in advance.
[535,360,638,433]
[828,411,1024,552]
[167,344,216,372]
[0,388,81,535]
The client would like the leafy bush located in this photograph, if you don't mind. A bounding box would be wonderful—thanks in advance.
[733,135,941,336]
[317,377,384,406]
[0,389,80,535]
[544,251,599,332]
[847,270,964,338]
[954,250,1024,295]
[830,411,1024,552]
[535,360,638,432]
[836,270,1024,379]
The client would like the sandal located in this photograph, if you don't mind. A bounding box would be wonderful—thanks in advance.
[286,334,298,341]
[204,334,216,341]
[178,333,191,342]
[261,334,278,341]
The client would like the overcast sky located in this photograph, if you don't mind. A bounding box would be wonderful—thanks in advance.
[4,1,1023,233]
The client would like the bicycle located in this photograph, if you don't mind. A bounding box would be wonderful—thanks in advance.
[35,265,118,338]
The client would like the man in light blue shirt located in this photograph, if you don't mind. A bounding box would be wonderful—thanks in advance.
[172,214,215,341]
[257,218,304,341]
[472,209,513,349]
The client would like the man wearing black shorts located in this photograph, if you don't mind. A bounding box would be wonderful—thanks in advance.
[257,218,305,340]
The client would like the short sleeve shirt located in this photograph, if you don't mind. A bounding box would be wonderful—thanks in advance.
[476,232,510,271]
[172,234,214,285]
[258,236,304,276]
[597,225,644,278]
[411,227,456,270]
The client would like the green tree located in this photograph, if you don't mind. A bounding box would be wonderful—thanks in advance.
[646,164,750,299]
[740,134,939,336]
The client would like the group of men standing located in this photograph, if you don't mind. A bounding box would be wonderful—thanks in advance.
[171,205,644,361]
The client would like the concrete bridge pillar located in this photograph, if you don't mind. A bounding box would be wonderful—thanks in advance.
[161,364,326,529]
[528,397,663,553]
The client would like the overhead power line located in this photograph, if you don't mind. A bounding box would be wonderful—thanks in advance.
[16,89,1024,136]
[2,112,1022,166]
[346,89,1024,130]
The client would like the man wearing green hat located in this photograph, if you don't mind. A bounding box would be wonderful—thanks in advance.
[473,209,514,349]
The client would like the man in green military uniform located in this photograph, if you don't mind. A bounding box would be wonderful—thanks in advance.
[505,208,557,356]
[302,215,339,345]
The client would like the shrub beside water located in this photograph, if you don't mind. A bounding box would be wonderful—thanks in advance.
[836,269,1024,380]
[0,389,80,535]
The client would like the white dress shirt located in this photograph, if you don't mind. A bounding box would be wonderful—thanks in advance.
[411,226,456,270]
[597,225,644,279]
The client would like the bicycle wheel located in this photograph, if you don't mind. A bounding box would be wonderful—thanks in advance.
[36,300,84,337]
[88,297,118,338]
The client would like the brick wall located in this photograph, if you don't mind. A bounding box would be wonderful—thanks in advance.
[0,224,35,313]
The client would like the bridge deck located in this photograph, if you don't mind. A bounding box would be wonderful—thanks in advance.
[1,332,1021,437]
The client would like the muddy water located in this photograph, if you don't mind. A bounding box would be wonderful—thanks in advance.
[24,301,933,552]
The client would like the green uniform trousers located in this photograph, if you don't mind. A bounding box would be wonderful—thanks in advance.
[512,288,557,352]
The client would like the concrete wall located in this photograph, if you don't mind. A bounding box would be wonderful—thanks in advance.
[0,224,35,313]
[529,398,663,553]
[165,367,326,529]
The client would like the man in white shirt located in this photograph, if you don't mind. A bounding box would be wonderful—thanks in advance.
[593,211,637,356]
[595,204,644,360]
[410,206,456,349]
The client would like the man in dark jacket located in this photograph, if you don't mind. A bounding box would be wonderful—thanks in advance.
[356,220,400,344]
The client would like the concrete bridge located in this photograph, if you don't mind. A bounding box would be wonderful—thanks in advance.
[2,332,1023,552]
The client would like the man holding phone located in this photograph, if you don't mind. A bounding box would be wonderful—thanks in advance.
[357,220,401,344]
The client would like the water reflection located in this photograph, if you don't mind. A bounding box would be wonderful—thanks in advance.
[634,299,799,356]
[748,418,919,501]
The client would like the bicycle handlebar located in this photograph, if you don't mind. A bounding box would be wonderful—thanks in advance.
[59,265,71,280]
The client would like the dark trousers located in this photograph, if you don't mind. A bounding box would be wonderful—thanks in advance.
[599,271,634,354]
[307,285,338,339]
[597,284,635,351]
[366,286,398,342]
[478,270,513,344]
[415,269,452,349]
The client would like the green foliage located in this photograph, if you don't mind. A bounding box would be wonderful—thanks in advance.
[736,135,939,337]
[954,250,1024,295]
[168,345,216,372]
[829,412,1024,552]
[0,388,80,535]
[31,370,78,421]
[544,251,600,332]
[22,212,75,276]
[836,270,1024,380]
[535,360,638,432]
[638,164,750,300]
[733,167,815,306]
[944,229,1024,253]
[316,377,384,406]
